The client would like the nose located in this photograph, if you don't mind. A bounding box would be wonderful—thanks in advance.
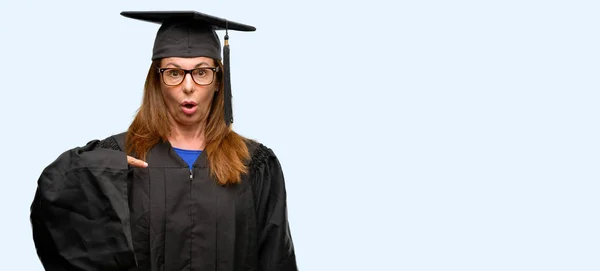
[182,73,195,94]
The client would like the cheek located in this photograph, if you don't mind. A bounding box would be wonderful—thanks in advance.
[200,89,217,105]
[160,86,179,104]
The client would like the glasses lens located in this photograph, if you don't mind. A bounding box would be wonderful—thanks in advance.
[192,68,215,85]
[162,69,184,85]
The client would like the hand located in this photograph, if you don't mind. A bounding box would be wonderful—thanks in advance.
[127,155,148,168]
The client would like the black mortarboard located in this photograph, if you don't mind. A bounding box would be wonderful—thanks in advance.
[120,11,257,126]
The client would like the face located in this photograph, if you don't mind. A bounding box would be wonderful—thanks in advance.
[159,57,219,127]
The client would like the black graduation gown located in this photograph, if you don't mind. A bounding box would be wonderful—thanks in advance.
[30,132,297,271]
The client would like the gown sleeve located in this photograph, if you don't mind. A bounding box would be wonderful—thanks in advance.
[250,144,298,271]
[30,137,137,271]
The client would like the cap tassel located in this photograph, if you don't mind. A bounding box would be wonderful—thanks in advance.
[223,24,233,127]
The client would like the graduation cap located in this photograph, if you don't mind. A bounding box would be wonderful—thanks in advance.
[120,10,257,126]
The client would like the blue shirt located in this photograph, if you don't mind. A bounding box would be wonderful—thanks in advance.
[173,147,202,170]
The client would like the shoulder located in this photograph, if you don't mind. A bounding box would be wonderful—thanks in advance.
[242,139,290,222]
[96,131,127,151]
[244,138,279,171]
[243,138,287,195]
[38,132,129,187]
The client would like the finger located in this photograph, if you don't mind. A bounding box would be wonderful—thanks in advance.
[127,155,148,168]
[128,157,148,168]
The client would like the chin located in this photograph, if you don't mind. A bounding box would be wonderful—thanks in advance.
[178,115,205,125]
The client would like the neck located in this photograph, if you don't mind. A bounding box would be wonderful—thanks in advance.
[168,121,207,150]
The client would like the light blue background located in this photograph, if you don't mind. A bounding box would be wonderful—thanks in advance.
[1,0,598,270]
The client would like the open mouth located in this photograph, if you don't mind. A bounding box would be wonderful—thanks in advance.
[181,101,198,115]
[181,101,197,108]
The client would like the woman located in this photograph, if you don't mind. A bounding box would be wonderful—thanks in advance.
[30,10,297,271]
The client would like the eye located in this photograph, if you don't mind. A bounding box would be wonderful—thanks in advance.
[193,69,208,77]
[166,69,183,77]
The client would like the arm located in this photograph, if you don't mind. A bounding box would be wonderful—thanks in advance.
[31,188,71,271]
[30,137,137,270]
[251,145,298,271]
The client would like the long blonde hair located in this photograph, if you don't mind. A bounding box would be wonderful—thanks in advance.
[125,59,250,185]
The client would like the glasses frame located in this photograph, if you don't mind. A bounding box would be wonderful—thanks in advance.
[158,67,220,86]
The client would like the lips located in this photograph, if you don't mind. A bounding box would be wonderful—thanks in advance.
[182,101,197,108]
[181,101,198,115]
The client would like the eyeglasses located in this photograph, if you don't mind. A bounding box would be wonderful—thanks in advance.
[158,67,220,86]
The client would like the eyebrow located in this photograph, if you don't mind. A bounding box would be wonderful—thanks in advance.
[195,62,211,68]
[163,62,181,68]
[163,62,211,68]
